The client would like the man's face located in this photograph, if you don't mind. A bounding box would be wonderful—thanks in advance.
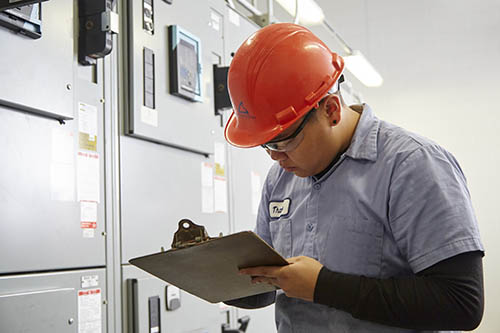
[263,94,343,177]
[264,109,327,177]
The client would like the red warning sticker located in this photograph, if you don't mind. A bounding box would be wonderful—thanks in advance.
[78,289,101,296]
[80,222,97,229]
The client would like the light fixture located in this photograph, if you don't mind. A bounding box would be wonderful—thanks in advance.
[275,0,325,25]
[322,21,384,87]
[343,50,384,87]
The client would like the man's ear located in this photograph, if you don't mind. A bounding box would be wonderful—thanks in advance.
[324,95,341,126]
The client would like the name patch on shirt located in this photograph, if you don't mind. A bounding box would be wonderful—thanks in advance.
[269,199,291,218]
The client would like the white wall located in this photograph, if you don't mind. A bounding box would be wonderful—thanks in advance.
[309,1,500,331]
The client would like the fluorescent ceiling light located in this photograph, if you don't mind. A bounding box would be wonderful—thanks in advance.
[344,50,384,87]
[275,0,325,25]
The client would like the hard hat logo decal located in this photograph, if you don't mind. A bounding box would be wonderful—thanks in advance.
[238,101,249,114]
[237,102,256,119]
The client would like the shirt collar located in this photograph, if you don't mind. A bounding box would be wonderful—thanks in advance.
[344,104,380,162]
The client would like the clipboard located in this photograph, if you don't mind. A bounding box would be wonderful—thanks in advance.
[129,219,288,303]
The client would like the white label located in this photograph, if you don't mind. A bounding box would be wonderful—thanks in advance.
[77,151,100,203]
[141,106,158,127]
[81,201,97,224]
[214,176,227,213]
[81,275,99,288]
[210,11,221,31]
[50,163,75,202]
[78,102,98,140]
[52,128,74,164]
[78,289,102,333]
[269,199,291,218]
[214,142,226,167]
[251,171,262,215]
[83,229,95,238]
[228,8,240,26]
[201,162,214,213]
[51,128,75,202]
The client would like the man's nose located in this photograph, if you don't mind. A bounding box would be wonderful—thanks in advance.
[268,149,288,161]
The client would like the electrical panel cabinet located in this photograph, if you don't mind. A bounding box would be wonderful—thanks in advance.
[0,268,106,333]
[0,1,106,274]
[0,93,106,274]
[0,0,74,120]
[123,0,227,155]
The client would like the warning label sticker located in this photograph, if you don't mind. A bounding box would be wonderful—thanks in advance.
[78,288,102,333]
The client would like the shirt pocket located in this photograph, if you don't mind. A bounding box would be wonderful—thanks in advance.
[269,218,292,259]
[319,215,383,277]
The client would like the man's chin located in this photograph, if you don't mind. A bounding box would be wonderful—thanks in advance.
[281,166,310,177]
[291,169,310,178]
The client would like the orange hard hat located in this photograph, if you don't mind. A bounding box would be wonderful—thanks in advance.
[224,23,344,148]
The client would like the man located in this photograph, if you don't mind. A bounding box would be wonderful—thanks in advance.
[224,23,484,332]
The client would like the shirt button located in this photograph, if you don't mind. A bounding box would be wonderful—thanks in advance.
[307,223,314,231]
[314,183,321,190]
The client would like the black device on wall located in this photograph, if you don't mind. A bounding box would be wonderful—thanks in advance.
[0,2,43,39]
[78,0,117,65]
[168,25,203,102]
[213,65,231,115]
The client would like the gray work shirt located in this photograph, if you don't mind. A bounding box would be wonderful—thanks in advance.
[250,104,483,332]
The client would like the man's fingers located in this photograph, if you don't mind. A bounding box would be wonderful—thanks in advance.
[239,266,280,277]
[286,256,300,264]
[251,276,280,287]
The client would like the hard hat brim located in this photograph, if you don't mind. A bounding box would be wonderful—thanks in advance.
[224,110,287,148]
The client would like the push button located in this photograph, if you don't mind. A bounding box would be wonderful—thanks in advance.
[313,183,321,190]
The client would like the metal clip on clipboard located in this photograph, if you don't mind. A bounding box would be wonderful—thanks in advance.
[171,219,215,250]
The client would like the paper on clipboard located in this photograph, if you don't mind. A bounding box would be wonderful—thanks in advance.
[129,220,288,303]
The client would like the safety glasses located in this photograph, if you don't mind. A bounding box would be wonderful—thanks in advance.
[261,109,316,152]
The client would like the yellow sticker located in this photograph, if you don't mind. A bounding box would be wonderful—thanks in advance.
[79,132,97,151]
[215,163,225,177]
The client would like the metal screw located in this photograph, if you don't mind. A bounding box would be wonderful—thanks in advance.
[68,318,74,325]
[66,84,72,90]
[103,300,108,305]
[100,98,105,104]
[101,231,107,237]
[86,20,94,30]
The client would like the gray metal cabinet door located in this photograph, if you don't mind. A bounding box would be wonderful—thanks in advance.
[0,0,74,120]
[0,103,106,273]
[0,288,77,333]
[0,268,106,333]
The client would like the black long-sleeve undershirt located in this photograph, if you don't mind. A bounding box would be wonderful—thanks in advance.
[314,251,484,331]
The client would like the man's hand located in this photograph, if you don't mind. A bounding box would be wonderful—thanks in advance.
[239,256,323,302]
